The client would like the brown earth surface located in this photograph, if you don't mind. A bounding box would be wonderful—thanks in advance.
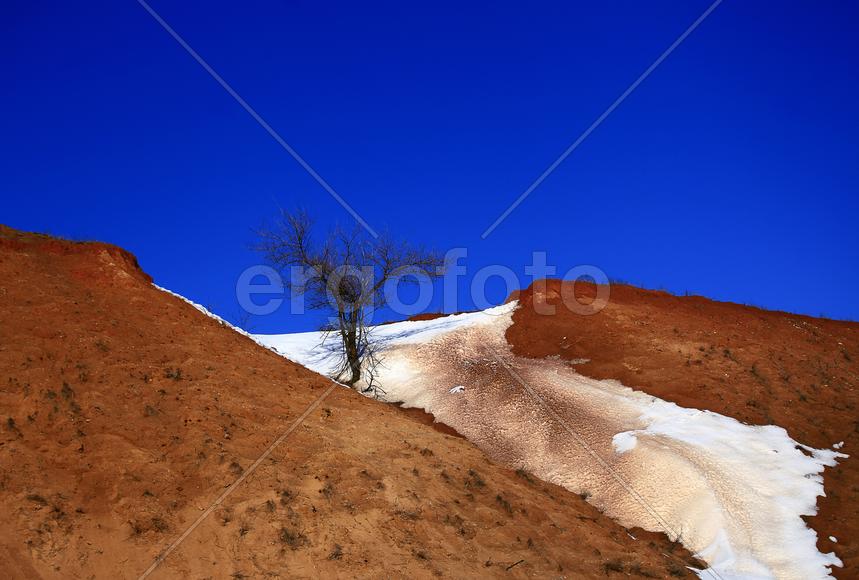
[507,279,859,578]
[0,225,701,578]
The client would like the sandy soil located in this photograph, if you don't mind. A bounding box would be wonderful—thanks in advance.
[507,279,859,577]
[0,226,699,579]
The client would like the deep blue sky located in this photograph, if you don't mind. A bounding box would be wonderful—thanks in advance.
[3,1,858,332]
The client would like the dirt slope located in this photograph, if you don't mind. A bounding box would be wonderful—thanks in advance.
[0,226,698,579]
[507,279,859,577]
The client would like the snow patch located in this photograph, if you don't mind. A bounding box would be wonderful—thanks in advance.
[612,431,638,453]
[613,399,847,579]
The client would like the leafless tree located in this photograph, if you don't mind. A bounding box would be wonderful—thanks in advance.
[256,209,444,394]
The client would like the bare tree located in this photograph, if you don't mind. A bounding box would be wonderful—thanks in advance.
[256,209,444,393]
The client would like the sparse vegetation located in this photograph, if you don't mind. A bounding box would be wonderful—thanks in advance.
[128,520,144,536]
[443,513,468,536]
[515,468,534,483]
[320,481,334,497]
[629,562,659,578]
[749,363,767,385]
[465,469,485,489]
[6,417,19,434]
[278,526,307,549]
[495,494,513,515]
[667,562,688,577]
[394,508,421,520]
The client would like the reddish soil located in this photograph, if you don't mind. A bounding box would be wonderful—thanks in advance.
[405,312,451,323]
[507,278,859,577]
[0,226,699,579]
[395,404,464,439]
[380,312,472,325]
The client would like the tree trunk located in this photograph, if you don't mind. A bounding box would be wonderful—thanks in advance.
[343,325,361,386]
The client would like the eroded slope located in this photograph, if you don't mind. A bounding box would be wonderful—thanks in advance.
[0,227,698,578]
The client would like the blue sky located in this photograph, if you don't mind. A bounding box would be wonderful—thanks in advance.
[3,0,858,332]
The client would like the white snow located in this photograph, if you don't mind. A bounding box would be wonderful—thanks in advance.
[833,441,844,450]
[257,305,512,376]
[249,300,849,580]
[829,536,838,543]
[612,431,639,453]
[611,400,846,579]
